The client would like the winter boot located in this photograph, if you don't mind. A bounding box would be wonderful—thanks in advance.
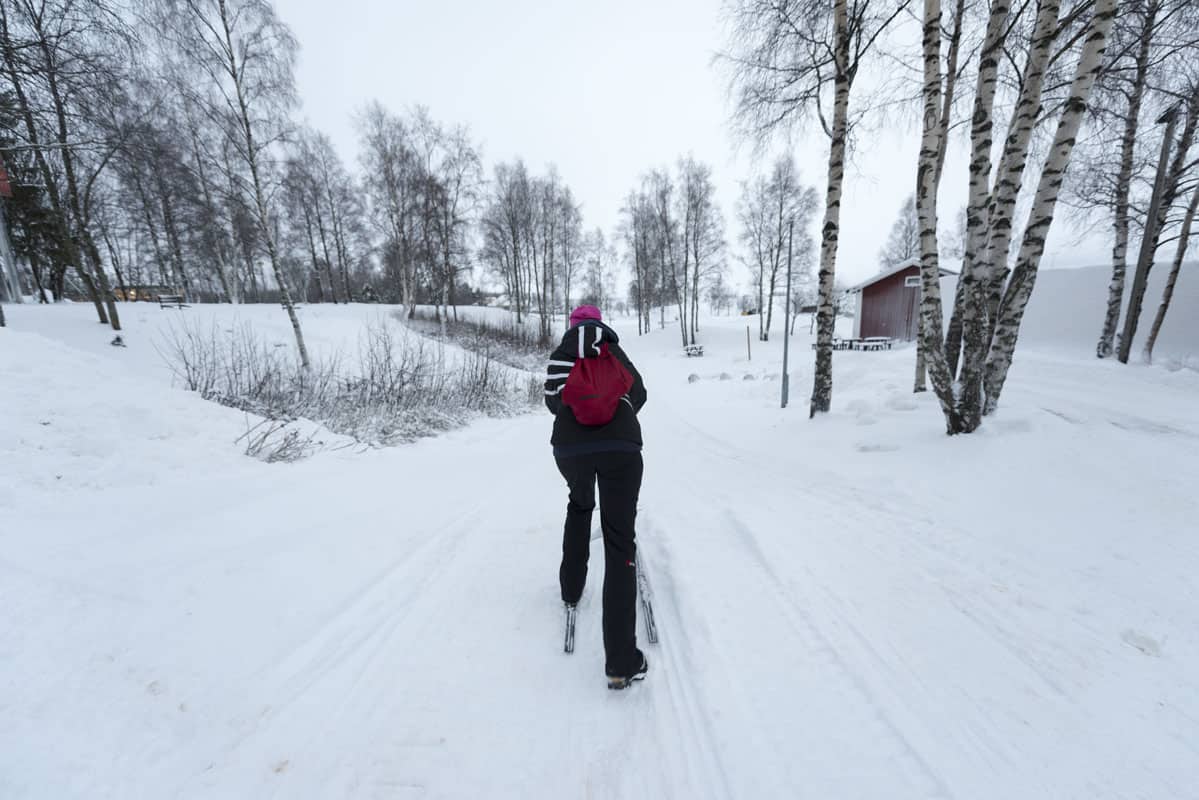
[606,651,648,690]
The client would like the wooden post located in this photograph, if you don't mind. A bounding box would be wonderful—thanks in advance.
[782,220,794,408]
[746,325,751,361]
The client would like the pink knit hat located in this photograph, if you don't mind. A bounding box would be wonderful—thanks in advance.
[569,304,602,328]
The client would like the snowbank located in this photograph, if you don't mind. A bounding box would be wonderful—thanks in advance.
[947,263,1198,364]
[3,301,1198,799]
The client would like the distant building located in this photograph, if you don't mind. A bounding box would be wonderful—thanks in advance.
[846,260,955,341]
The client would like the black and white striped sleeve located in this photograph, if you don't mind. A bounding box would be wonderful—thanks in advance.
[544,355,574,415]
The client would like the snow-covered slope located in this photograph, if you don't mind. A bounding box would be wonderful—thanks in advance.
[2,300,1197,799]
[951,263,1199,364]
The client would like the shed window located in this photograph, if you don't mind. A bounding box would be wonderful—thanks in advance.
[904,275,921,287]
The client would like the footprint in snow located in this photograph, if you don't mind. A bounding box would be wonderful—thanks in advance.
[1121,629,1163,657]
[856,443,899,453]
[989,416,1034,434]
[885,393,918,411]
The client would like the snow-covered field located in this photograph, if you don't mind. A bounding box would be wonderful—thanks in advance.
[2,295,1197,799]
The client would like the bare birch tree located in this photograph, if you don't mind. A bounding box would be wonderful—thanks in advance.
[910,0,1116,431]
[911,0,967,393]
[619,190,658,335]
[161,0,309,365]
[724,0,912,417]
[1117,82,1199,363]
[1142,178,1199,362]
[955,0,1060,419]
[943,0,1017,378]
[913,0,963,430]
[580,228,614,309]
[678,156,725,346]
[479,160,580,342]
[739,155,818,341]
[480,160,531,324]
[1091,0,1165,357]
[981,0,1118,410]
[644,168,688,344]
[430,123,482,325]
[880,195,921,270]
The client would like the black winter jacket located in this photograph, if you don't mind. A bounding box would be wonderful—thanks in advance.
[544,321,647,456]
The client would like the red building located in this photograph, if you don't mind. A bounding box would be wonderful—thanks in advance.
[848,260,955,341]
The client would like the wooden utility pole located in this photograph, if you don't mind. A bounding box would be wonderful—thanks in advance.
[782,219,794,408]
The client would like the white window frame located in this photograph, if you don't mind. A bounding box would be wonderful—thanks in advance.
[904,275,921,288]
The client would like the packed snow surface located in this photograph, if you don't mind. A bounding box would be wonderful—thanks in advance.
[2,298,1197,799]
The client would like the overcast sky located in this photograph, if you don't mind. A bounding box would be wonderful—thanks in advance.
[278,0,1112,289]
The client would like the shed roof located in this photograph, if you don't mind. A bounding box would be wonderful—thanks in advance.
[847,259,957,292]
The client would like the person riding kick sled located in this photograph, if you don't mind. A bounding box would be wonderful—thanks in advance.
[544,305,648,690]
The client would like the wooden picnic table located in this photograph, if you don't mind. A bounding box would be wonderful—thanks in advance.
[857,337,894,351]
[810,337,894,351]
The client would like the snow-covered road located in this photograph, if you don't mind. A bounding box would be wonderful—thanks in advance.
[3,303,1197,799]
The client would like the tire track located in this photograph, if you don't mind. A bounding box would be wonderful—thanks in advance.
[637,525,737,800]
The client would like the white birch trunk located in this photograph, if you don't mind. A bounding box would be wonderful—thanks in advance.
[916,0,962,432]
[218,0,309,368]
[982,0,1117,411]
[1142,180,1199,363]
[1096,2,1157,358]
[1118,89,1198,363]
[809,0,849,418]
[944,0,1009,378]
[979,0,1065,339]
[959,0,1061,420]
[916,0,966,395]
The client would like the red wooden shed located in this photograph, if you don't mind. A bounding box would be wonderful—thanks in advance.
[848,260,955,341]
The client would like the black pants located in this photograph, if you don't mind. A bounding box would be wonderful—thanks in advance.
[555,449,643,675]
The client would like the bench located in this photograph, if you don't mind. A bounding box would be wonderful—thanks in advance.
[158,294,188,309]
[810,337,894,351]
[856,337,894,351]
[810,338,855,351]
[684,344,705,357]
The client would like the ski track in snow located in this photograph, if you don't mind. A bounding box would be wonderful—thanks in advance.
[637,534,736,800]
[3,303,1199,799]
[643,413,950,799]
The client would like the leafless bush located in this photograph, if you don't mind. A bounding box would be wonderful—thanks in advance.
[237,419,321,463]
[159,317,539,452]
[404,308,548,372]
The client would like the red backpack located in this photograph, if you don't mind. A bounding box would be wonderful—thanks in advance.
[562,343,634,426]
